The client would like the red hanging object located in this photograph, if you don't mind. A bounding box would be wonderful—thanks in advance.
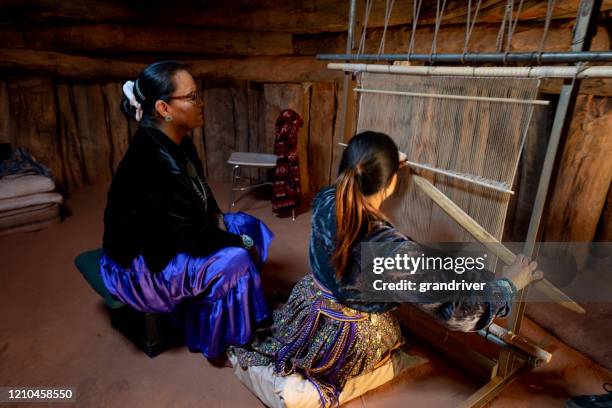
[272,109,303,214]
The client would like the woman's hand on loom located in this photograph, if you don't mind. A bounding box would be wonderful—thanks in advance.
[502,253,544,291]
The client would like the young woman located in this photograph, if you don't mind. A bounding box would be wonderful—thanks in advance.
[233,131,542,406]
[100,61,273,359]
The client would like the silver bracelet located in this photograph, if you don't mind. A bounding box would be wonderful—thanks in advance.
[241,234,254,249]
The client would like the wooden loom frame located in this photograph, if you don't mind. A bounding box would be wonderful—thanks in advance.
[321,0,606,406]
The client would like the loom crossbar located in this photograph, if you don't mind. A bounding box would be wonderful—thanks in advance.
[484,323,552,363]
[318,51,612,64]
[355,88,550,106]
[338,140,516,195]
[329,63,612,79]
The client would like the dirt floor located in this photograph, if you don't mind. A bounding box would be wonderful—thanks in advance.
[0,182,610,407]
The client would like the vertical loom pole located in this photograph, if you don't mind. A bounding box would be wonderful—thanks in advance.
[338,0,356,142]
[460,1,602,406]
[524,0,601,276]
[497,0,602,379]
[338,0,359,145]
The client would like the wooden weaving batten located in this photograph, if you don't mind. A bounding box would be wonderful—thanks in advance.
[411,174,585,314]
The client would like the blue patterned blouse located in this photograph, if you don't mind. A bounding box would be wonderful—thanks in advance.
[309,186,517,331]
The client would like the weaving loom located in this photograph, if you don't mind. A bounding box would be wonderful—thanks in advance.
[319,0,612,405]
[356,73,539,244]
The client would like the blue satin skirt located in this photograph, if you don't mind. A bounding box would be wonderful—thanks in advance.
[99,212,274,358]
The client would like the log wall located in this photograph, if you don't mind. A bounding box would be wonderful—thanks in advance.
[544,96,612,242]
[0,0,610,241]
[0,79,346,197]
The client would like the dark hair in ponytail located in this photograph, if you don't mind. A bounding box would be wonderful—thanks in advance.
[121,60,186,124]
[333,131,400,278]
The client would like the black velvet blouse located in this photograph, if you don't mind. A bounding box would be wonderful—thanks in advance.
[103,126,244,273]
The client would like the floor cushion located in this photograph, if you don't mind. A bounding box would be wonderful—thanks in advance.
[230,348,427,408]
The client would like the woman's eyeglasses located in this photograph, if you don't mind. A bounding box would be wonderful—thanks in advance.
[169,91,202,104]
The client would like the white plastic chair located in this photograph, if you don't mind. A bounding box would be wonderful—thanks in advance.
[227,151,279,210]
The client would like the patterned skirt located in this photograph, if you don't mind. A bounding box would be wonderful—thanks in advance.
[99,212,274,358]
[233,275,403,407]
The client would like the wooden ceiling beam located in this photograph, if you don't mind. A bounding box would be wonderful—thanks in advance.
[0,48,342,82]
[0,24,293,55]
[0,0,609,34]
[295,20,611,55]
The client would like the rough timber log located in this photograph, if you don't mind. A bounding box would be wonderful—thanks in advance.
[0,0,610,33]
[295,21,610,55]
[544,96,612,242]
[0,49,144,79]
[596,187,612,242]
[15,25,293,56]
[0,49,342,82]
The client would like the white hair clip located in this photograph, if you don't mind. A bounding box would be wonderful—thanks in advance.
[122,80,143,122]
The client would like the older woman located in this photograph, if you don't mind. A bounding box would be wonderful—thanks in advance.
[101,61,273,359]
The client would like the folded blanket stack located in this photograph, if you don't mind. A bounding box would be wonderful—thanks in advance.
[0,148,63,236]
